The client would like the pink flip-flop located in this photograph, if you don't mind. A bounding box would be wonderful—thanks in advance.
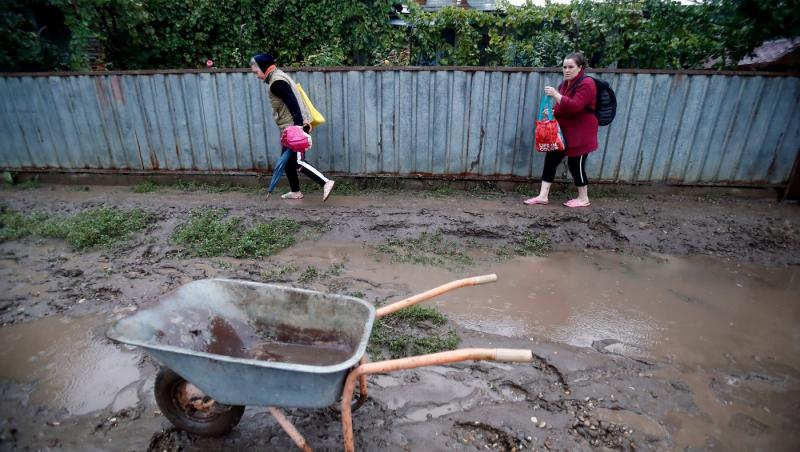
[524,197,549,205]
[563,199,591,208]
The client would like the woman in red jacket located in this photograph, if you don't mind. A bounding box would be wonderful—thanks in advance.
[525,52,597,208]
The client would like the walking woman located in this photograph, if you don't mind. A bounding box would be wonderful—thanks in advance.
[250,53,335,201]
[525,52,597,208]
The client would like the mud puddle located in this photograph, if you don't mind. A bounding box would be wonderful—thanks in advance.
[433,250,800,450]
[282,242,799,371]
[279,243,800,450]
[434,251,799,367]
[0,314,142,415]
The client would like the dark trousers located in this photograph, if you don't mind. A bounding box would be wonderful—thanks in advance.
[541,152,588,187]
[283,148,327,192]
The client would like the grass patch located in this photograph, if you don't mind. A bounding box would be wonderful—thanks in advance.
[16,177,41,189]
[173,179,258,193]
[326,263,344,276]
[132,180,160,193]
[375,231,473,270]
[49,208,154,250]
[497,231,552,259]
[368,305,459,359]
[423,182,502,199]
[132,179,260,194]
[332,180,358,195]
[1,206,153,250]
[389,305,447,326]
[514,184,538,197]
[0,207,49,241]
[260,264,298,281]
[171,209,299,258]
[297,266,319,284]
[363,178,403,193]
[590,185,628,199]
[425,184,456,197]
[467,181,503,198]
[347,291,366,299]
[301,220,332,240]
[2,172,40,189]
[299,182,322,193]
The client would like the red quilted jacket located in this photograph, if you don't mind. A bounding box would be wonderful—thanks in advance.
[554,70,599,157]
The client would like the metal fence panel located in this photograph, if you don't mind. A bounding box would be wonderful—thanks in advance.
[1,69,798,186]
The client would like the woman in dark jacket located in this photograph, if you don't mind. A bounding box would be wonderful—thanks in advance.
[525,52,597,208]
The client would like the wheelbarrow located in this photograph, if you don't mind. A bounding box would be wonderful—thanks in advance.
[106,275,533,451]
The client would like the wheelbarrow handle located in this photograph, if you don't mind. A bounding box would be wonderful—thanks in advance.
[341,347,532,452]
[375,274,498,318]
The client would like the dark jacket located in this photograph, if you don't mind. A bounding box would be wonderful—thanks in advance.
[554,70,599,157]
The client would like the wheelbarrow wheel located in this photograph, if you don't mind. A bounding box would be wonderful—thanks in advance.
[154,368,245,437]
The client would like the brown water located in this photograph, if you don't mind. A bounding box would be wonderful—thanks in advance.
[426,251,799,368]
[0,315,141,415]
[154,313,355,366]
[283,243,799,370]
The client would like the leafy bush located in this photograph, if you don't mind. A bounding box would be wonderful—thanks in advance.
[2,0,794,71]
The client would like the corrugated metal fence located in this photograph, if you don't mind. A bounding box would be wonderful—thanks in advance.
[1,68,799,185]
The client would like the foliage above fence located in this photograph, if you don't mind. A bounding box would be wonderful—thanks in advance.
[1,0,798,72]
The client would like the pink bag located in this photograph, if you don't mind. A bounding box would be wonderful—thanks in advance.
[281,126,312,152]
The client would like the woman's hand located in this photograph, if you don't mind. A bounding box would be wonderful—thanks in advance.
[544,86,562,103]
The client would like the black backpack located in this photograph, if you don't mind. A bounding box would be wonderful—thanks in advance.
[569,75,617,126]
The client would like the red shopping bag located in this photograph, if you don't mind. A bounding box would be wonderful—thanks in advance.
[535,98,565,152]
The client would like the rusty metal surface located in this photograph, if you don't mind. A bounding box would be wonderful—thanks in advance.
[1,69,798,185]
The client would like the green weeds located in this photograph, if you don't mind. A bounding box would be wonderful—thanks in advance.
[260,264,298,281]
[297,266,319,284]
[0,206,153,250]
[496,231,552,259]
[590,186,628,199]
[375,231,473,270]
[0,208,49,242]
[171,209,299,258]
[425,184,456,197]
[132,180,160,193]
[368,305,459,359]
[132,179,259,194]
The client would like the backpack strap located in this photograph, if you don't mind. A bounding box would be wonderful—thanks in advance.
[566,75,595,113]
[568,75,587,96]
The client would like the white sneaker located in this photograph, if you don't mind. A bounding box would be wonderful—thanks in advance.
[281,191,304,200]
[323,180,335,202]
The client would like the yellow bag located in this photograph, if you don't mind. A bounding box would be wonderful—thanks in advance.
[296,83,325,128]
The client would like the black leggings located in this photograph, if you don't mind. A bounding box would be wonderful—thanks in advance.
[541,152,588,187]
[283,148,327,192]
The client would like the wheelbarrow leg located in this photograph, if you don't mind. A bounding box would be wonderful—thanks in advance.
[267,406,312,452]
[340,348,533,452]
[351,356,370,412]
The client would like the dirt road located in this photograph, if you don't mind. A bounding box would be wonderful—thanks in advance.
[1,183,798,451]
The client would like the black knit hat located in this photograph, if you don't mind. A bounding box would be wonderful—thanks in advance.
[251,53,275,72]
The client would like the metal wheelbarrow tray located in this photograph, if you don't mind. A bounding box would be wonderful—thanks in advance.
[107,278,374,408]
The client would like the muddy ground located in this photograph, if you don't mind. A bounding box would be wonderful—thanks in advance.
[0,182,798,452]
